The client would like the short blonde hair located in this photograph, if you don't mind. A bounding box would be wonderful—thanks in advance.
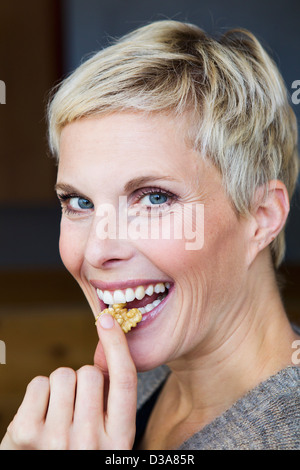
[48,20,299,267]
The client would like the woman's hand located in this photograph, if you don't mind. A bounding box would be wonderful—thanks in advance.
[0,313,137,450]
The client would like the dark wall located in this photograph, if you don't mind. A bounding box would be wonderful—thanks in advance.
[61,0,300,147]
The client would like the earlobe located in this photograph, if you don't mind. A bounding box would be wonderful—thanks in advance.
[248,180,290,264]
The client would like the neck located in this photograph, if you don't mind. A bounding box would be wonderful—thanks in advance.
[166,253,297,426]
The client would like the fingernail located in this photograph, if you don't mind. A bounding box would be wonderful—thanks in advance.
[99,313,114,329]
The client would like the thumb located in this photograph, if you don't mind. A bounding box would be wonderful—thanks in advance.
[93,312,121,372]
[93,337,108,373]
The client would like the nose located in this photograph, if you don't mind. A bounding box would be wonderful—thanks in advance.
[84,211,134,269]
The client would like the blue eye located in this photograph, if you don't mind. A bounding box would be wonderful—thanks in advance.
[70,197,94,210]
[149,193,168,204]
[140,192,168,205]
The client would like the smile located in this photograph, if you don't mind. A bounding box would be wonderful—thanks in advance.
[96,281,171,315]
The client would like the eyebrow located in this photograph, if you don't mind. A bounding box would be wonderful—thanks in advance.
[55,176,178,195]
[54,183,81,194]
[123,175,178,193]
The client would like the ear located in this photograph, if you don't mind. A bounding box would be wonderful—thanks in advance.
[247,180,290,265]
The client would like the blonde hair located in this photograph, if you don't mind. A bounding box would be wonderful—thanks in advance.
[48,20,299,267]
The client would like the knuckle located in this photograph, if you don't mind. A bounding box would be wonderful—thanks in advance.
[77,364,95,374]
[43,432,69,450]
[50,367,76,382]
[26,375,49,392]
[8,418,40,448]
[77,365,104,383]
[6,376,49,449]
[117,368,137,391]
[72,432,99,450]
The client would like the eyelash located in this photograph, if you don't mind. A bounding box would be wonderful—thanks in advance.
[134,186,178,211]
[57,193,89,216]
[57,186,178,216]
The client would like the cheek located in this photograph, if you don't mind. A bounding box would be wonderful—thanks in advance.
[199,214,248,308]
[132,207,205,276]
[135,237,203,286]
[136,208,247,295]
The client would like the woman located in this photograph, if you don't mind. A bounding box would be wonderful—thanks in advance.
[1,20,299,450]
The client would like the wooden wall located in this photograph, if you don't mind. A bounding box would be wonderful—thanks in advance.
[0,0,69,440]
[0,0,61,205]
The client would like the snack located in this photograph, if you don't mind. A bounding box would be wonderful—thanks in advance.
[95,303,142,333]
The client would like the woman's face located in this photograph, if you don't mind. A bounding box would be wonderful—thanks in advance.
[57,112,250,371]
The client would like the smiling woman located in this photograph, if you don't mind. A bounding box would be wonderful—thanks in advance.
[1,20,299,450]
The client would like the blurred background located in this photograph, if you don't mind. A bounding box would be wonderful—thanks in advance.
[0,0,299,438]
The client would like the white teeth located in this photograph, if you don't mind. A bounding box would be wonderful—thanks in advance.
[125,288,135,302]
[141,293,167,315]
[154,282,165,294]
[145,285,154,296]
[103,290,114,305]
[144,303,153,312]
[97,282,171,308]
[135,285,145,300]
[97,289,103,300]
[113,289,126,304]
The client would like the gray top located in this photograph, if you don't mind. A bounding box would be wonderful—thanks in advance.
[137,329,300,449]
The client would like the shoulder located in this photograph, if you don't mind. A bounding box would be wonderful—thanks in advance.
[180,366,300,450]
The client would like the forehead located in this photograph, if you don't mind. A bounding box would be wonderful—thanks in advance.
[58,112,202,181]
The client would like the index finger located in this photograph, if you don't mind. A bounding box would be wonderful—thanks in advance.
[95,314,137,445]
